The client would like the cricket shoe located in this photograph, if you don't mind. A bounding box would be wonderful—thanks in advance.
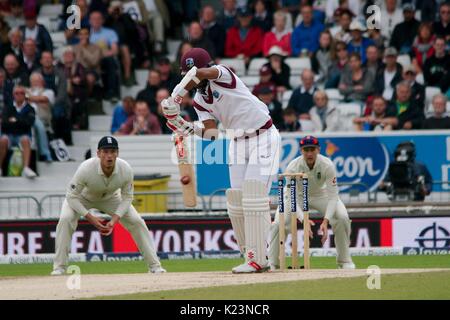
[232,261,270,274]
[338,262,356,269]
[149,266,167,273]
[50,268,67,276]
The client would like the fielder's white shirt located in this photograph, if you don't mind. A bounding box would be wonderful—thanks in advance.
[193,65,271,131]
[284,154,338,220]
[66,157,134,217]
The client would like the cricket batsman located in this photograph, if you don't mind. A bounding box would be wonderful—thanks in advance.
[161,48,281,273]
[51,136,165,275]
[269,136,355,269]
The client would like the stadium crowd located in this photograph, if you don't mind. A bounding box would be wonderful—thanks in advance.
[0,0,450,178]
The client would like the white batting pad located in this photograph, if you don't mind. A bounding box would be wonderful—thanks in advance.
[242,180,271,266]
[226,188,246,255]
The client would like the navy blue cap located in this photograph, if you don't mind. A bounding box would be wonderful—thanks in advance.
[98,136,119,150]
[300,135,320,148]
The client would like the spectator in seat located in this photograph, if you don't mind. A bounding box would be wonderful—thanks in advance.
[278,107,302,132]
[389,81,424,130]
[0,69,5,117]
[325,0,360,24]
[397,65,425,109]
[262,10,292,57]
[136,69,162,114]
[423,37,450,93]
[89,11,120,102]
[19,10,53,55]
[0,28,23,64]
[188,21,217,60]
[326,40,349,88]
[64,0,91,45]
[379,0,403,44]
[156,57,181,93]
[291,5,324,57]
[225,7,264,64]
[422,94,450,129]
[367,27,387,53]
[154,88,172,134]
[251,0,273,32]
[60,47,88,130]
[111,96,135,134]
[0,16,9,44]
[117,100,161,135]
[73,28,103,98]
[263,46,291,95]
[4,0,25,29]
[252,65,276,97]
[255,85,283,129]
[311,31,334,84]
[432,2,450,41]
[347,20,374,64]
[364,45,383,78]
[26,72,54,162]
[339,52,374,104]
[200,5,226,58]
[309,90,340,132]
[37,51,72,145]
[219,0,237,32]
[353,96,397,131]
[374,47,403,102]
[21,38,40,77]
[411,23,435,74]
[4,54,29,107]
[389,3,420,55]
[287,69,318,118]
[329,8,353,44]
[174,41,193,73]
[0,85,37,178]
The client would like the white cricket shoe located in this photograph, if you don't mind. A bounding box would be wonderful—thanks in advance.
[338,262,356,269]
[232,261,269,274]
[149,266,167,273]
[22,167,37,179]
[50,268,66,276]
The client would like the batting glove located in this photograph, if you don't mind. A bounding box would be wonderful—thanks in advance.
[166,115,194,136]
[161,97,180,120]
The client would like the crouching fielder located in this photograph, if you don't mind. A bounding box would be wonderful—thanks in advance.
[269,136,355,269]
[51,136,165,275]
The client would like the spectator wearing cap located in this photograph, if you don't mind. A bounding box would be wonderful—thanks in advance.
[374,47,403,101]
[0,28,23,65]
[399,65,425,109]
[251,0,273,32]
[157,57,181,93]
[363,45,383,78]
[278,107,301,132]
[389,3,420,55]
[252,65,276,97]
[422,94,450,129]
[380,0,403,43]
[309,91,340,132]
[347,20,374,64]
[287,69,318,118]
[136,69,162,114]
[311,31,335,84]
[262,10,292,57]
[19,10,53,55]
[218,0,237,32]
[329,9,353,44]
[263,46,291,94]
[0,85,37,178]
[3,54,29,107]
[117,100,161,135]
[354,96,397,131]
[388,81,424,130]
[423,37,450,93]
[225,7,264,64]
[325,40,350,88]
[188,21,217,60]
[339,52,374,104]
[111,96,135,134]
[255,85,283,128]
[200,5,226,58]
[411,23,436,73]
[291,5,325,57]
[432,2,450,41]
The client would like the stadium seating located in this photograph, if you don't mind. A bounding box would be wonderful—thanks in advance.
[285,57,312,75]
[50,32,66,48]
[135,69,149,87]
[219,58,246,76]
[425,86,442,107]
[281,90,293,109]
[248,58,268,76]
[397,55,412,69]
[39,4,64,17]
[336,103,362,131]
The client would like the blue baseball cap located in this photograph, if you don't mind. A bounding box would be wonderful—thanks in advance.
[300,135,320,148]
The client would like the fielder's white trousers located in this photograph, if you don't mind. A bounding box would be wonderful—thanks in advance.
[53,198,161,270]
[269,195,353,266]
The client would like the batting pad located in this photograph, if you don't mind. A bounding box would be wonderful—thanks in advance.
[242,180,271,266]
[226,188,246,255]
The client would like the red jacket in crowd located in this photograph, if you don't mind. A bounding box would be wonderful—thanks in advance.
[225,26,264,58]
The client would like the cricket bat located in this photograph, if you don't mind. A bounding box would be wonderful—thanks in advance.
[173,133,197,207]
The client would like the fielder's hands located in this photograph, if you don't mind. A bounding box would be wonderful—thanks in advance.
[161,97,180,120]
[85,213,110,234]
[101,214,121,236]
[319,219,329,245]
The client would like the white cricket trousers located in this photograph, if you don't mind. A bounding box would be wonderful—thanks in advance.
[269,195,353,266]
[53,198,161,270]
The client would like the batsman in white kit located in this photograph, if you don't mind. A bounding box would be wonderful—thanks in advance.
[269,136,355,269]
[51,136,165,275]
[161,48,281,273]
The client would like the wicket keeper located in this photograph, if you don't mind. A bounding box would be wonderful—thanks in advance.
[268,136,355,269]
[51,136,165,275]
